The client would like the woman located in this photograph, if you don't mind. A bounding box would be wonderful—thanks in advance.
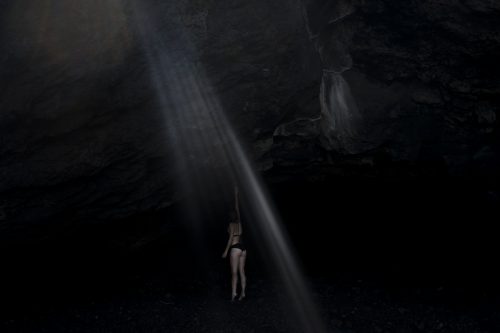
[222,186,247,301]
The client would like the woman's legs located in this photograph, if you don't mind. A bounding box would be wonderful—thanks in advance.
[230,248,242,300]
[238,250,247,300]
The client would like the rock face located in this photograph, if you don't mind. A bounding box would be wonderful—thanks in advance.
[0,0,318,242]
[0,0,499,243]
[283,0,500,173]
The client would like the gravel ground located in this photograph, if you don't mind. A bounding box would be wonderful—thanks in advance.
[1,270,498,333]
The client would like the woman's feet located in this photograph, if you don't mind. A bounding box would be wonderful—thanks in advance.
[238,293,245,301]
[231,293,238,302]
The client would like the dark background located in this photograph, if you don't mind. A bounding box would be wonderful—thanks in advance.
[1,0,500,331]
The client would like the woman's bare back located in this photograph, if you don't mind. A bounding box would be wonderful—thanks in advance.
[229,222,242,245]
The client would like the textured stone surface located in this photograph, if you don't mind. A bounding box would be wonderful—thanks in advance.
[0,0,499,243]
[0,0,318,242]
[293,0,500,170]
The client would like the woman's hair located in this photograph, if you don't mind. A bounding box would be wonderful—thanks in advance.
[228,219,241,235]
[229,210,238,223]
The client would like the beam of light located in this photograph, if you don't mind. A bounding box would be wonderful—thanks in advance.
[130,2,326,332]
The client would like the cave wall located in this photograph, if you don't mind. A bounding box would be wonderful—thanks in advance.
[280,0,500,176]
[0,0,499,244]
[0,0,318,242]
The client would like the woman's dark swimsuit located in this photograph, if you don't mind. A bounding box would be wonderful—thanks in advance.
[229,234,246,252]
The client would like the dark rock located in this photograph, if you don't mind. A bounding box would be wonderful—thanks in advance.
[0,0,319,242]
[1,0,499,244]
[297,0,500,173]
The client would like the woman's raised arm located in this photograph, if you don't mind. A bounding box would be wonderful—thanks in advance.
[234,185,241,223]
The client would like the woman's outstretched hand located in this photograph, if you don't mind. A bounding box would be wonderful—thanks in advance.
[222,252,227,259]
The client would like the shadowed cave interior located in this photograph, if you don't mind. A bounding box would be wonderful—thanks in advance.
[1,0,500,332]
